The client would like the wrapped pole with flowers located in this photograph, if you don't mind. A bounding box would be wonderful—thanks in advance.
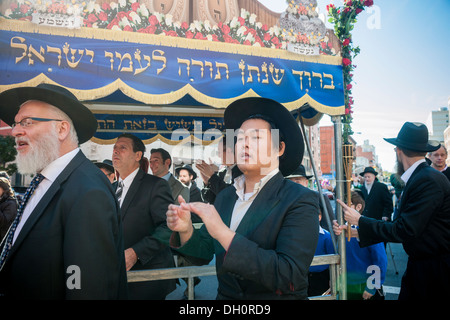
[327,0,374,242]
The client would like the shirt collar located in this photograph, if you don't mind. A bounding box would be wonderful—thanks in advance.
[119,167,139,187]
[161,171,171,181]
[40,148,80,183]
[233,168,279,201]
[401,159,426,185]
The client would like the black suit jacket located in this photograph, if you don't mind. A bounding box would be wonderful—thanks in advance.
[360,180,393,220]
[0,151,128,299]
[118,169,176,299]
[173,172,320,299]
[358,163,450,299]
[359,163,450,258]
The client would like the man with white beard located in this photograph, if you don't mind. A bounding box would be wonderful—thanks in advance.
[0,84,128,299]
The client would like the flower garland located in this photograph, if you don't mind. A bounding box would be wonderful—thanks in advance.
[327,0,374,143]
[2,0,335,55]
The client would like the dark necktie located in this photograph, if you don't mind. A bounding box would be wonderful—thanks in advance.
[0,173,45,271]
[116,180,124,205]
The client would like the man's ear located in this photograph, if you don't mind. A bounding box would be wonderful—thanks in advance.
[356,203,363,213]
[57,120,71,141]
[278,141,286,157]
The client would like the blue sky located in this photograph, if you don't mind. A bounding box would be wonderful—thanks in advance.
[259,0,450,172]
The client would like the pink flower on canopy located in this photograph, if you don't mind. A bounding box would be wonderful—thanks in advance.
[342,58,351,66]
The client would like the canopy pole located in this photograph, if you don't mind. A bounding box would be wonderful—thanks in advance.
[298,116,337,253]
[332,115,347,300]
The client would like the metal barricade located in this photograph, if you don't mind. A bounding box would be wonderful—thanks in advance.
[127,254,340,300]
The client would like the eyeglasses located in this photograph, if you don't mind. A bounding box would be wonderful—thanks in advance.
[11,117,63,129]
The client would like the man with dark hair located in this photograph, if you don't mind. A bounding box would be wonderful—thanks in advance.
[338,122,450,300]
[150,148,189,205]
[112,134,176,299]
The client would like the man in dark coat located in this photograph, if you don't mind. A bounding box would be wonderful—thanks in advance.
[338,122,450,300]
[359,167,393,221]
[167,97,319,299]
[112,133,176,300]
[0,84,127,299]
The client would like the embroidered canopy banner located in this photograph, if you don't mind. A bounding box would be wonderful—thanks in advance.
[0,18,345,143]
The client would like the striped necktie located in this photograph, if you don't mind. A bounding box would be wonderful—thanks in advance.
[0,173,45,271]
[116,180,124,205]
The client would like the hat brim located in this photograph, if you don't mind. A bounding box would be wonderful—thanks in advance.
[95,162,115,173]
[384,138,440,153]
[224,97,304,176]
[175,166,197,180]
[286,174,313,179]
[0,85,97,144]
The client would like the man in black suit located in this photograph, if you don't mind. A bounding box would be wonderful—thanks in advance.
[167,98,319,299]
[0,84,127,299]
[150,148,189,205]
[176,164,204,204]
[112,134,176,300]
[338,122,450,300]
[359,167,393,221]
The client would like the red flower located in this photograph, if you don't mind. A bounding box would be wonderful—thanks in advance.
[238,16,245,26]
[355,8,363,14]
[264,33,272,42]
[185,31,194,39]
[101,2,111,11]
[149,15,159,26]
[164,30,178,37]
[346,84,353,90]
[181,22,189,30]
[98,11,108,22]
[88,13,98,23]
[342,58,351,66]
[221,24,231,35]
[326,4,335,12]
[343,38,350,46]
[364,0,374,7]
[20,4,30,14]
[131,2,140,12]
[123,25,133,32]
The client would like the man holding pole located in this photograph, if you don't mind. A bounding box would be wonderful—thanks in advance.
[336,122,450,300]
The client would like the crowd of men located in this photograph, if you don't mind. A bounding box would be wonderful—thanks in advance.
[0,84,449,300]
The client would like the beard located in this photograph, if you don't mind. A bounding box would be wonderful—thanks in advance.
[16,127,61,175]
[396,156,405,177]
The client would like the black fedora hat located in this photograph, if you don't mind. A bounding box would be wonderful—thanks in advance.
[0,83,97,144]
[384,122,440,153]
[285,164,313,179]
[175,164,197,180]
[94,159,114,173]
[359,166,378,177]
[224,97,304,176]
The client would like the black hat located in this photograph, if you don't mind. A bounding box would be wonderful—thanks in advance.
[94,159,114,173]
[175,164,197,180]
[224,97,304,176]
[384,122,440,153]
[359,166,378,177]
[285,164,313,179]
[0,84,97,144]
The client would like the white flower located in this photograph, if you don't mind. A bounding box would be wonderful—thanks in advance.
[206,34,213,41]
[138,4,149,17]
[249,14,257,25]
[230,17,239,29]
[245,33,254,43]
[129,11,141,24]
[165,14,173,26]
[93,3,101,14]
[237,26,246,37]
[240,8,249,19]
[110,2,118,10]
[193,20,203,32]
[118,0,126,8]
[255,22,262,29]
[111,25,121,31]
[204,20,212,31]
[119,16,131,28]
[4,9,12,17]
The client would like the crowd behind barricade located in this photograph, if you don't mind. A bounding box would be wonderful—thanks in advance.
[0,84,449,300]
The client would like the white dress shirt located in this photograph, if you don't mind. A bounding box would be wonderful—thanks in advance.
[401,159,426,185]
[229,168,279,232]
[117,167,139,207]
[13,148,80,244]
